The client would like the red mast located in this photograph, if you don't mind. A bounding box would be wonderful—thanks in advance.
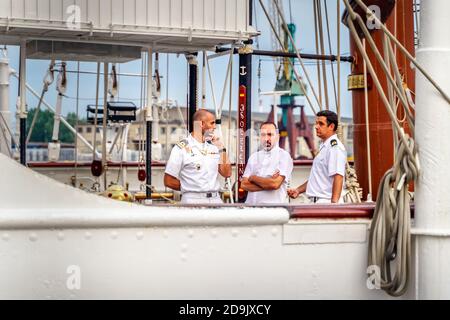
[349,0,415,199]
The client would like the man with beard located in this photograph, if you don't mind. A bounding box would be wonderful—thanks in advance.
[164,109,231,204]
[241,122,293,205]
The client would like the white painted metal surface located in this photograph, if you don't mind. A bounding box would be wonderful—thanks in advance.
[0,220,399,299]
[415,0,450,299]
[0,149,414,299]
[0,0,257,52]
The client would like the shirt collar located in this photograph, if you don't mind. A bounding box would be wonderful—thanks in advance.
[189,134,204,147]
[320,134,338,149]
[263,145,280,156]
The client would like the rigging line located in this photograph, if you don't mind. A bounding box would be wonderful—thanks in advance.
[26,88,46,145]
[254,1,261,108]
[143,51,148,160]
[74,61,80,185]
[143,52,148,110]
[288,0,293,25]
[413,0,420,47]
[227,49,235,205]
[0,119,12,157]
[313,0,323,107]
[0,112,18,153]
[186,57,189,128]
[323,0,338,111]
[258,0,318,114]
[114,126,125,184]
[228,50,233,160]
[206,55,218,112]
[344,5,415,161]
[337,0,341,124]
[383,33,400,155]
[0,98,13,156]
[102,62,109,191]
[268,0,281,77]
[363,39,373,198]
[92,62,101,161]
[350,7,415,133]
[201,51,207,109]
[217,48,234,120]
[385,34,415,131]
[165,53,170,158]
[384,35,398,151]
[138,51,145,169]
[117,63,120,101]
[317,0,329,109]
[352,0,450,104]
[253,0,259,49]
[27,60,55,145]
[253,0,262,90]
[271,0,324,110]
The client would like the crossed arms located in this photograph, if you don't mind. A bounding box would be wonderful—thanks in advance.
[241,170,285,192]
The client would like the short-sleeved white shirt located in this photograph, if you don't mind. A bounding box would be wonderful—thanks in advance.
[243,146,293,205]
[306,134,347,199]
[165,134,221,193]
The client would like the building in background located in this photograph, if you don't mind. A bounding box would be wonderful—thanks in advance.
[72,106,354,162]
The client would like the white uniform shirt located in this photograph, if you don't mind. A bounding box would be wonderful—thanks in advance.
[306,134,347,199]
[165,134,221,194]
[243,146,293,205]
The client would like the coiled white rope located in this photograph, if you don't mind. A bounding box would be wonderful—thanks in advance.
[368,134,418,296]
[342,0,425,297]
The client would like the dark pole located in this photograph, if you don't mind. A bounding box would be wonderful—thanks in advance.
[146,49,153,200]
[19,41,26,166]
[187,54,198,132]
[236,0,254,202]
[146,120,152,199]
[237,43,253,202]
[215,47,354,63]
[20,119,26,165]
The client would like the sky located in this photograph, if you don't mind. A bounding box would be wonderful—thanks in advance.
[3,0,353,127]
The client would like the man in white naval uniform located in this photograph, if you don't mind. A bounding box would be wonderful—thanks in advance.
[241,122,293,205]
[164,109,232,204]
[288,110,347,204]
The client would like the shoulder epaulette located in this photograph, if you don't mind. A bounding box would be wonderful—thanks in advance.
[176,139,188,149]
[330,139,338,147]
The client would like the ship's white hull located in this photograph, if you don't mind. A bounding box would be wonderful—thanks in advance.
[0,153,413,299]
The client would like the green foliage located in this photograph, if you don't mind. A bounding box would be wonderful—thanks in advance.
[26,108,85,143]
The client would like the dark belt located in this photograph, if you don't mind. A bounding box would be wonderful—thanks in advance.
[310,197,319,203]
[183,192,219,198]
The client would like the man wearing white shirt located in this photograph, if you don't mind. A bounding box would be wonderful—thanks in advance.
[164,109,232,204]
[241,122,293,205]
[288,110,347,204]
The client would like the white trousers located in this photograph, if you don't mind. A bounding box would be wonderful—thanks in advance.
[181,193,223,205]
[308,197,344,204]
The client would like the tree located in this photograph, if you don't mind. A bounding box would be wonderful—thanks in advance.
[27,108,85,143]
